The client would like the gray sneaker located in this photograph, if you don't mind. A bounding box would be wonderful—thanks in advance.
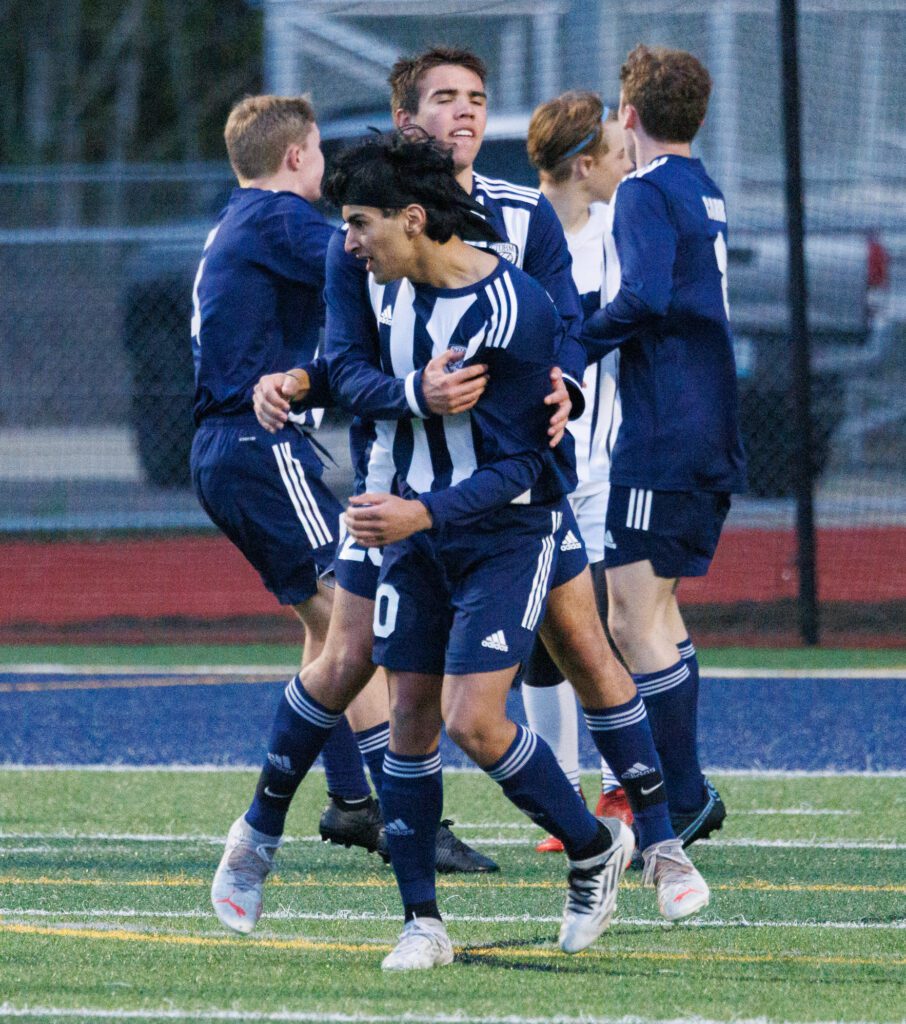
[381,917,454,971]
[211,815,282,934]
[558,817,635,954]
[641,837,710,921]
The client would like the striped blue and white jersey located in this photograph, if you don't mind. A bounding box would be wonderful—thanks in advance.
[361,258,576,528]
[325,173,587,499]
[565,200,621,497]
[583,156,747,493]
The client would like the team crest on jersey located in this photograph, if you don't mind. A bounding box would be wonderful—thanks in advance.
[490,241,518,264]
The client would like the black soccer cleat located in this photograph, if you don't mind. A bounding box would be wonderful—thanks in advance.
[435,819,499,873]
[318,795,384,853]
[376,818,500,873]
[670,778,726,848]
[628,777,727,869]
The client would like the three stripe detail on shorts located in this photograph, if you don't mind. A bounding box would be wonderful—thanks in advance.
[521,510,562,632]
[272,441,333,549]
[626,487,653,531]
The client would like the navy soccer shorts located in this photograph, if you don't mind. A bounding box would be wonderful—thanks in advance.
[334,523,383,600]
[191,418,341,605]
[603,485,731,579]
[548,498,590,589]
[372,501,571,677]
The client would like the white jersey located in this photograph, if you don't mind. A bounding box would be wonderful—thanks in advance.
[560,199,623,563]
[566,200,622,497]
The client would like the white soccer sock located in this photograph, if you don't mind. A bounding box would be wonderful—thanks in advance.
[521,681,580,793]
[600,759,621,793]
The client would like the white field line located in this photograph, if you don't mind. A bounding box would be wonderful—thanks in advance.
[3,1010,906,1024]
[3,907,904,931]
[2,764,906,777]
[1,831,903,851]
[2,663,904,679]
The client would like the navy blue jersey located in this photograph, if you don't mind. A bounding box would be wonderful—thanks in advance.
[582,156,747,493]
[191,187,333,424]
[347,257,576,528]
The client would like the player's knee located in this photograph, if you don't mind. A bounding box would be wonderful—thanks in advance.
[445,709,498,762]
[389,696,439,750]
[303,645,373,706]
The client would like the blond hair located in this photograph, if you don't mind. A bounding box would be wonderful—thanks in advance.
[224,95,316,180]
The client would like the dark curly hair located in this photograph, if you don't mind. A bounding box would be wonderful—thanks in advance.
[323,129,500,245]
[621,44,711,144]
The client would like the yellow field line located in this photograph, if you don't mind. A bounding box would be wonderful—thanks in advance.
[1,921,902,969]
[1,874,903,894]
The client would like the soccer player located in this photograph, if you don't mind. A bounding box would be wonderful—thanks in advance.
[189,94,391,854]
[583,46,747,846]
[327,130,636,968]
[251,47,709,944]
[200,97,497,936]
[523,92,634,853]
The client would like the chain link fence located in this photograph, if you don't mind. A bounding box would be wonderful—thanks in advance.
[1,0,904,645]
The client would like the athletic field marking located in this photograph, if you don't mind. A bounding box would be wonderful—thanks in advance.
[3,907,904,931]
[3,874,903,894]
[3,663,904,680]
[0,674,280,694]
[3,764,906,777]
[2,831,901,850]
[2,921,903,969]
[4,1009,904,1024]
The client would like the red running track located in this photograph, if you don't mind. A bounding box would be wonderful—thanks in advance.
[1,527,903,627]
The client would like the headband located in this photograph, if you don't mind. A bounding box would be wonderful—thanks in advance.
[559,107,611,161]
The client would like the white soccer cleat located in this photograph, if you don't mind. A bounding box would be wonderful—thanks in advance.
[559,817,635,954]
[211,815,282,934]
[381,917,454,971]
[641,837,710,922]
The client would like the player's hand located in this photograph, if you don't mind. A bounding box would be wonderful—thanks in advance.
[421,349,489,415]
[253,369,309,433]
[545,366,571,448]
[345,493,433,546]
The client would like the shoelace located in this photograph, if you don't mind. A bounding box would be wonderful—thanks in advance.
[641,840,687,887]
[394,920,445,954]
[565,864,604,912]
[225,839,277,891]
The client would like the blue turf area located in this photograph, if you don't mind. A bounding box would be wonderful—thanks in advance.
[1,672,904,771]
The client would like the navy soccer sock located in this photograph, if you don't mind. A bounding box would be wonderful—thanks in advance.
[380,750,443,920]
[582,695,673,849]
[677,635,701,724]
[354,721,390,800]
[634,659,705,814]
[485,725,601,860]
[321,716,371,803]
[246,675,343,836]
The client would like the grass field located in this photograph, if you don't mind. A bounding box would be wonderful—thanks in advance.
[1,769,904,1023]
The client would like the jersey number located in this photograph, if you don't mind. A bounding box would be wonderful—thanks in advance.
[373,583,399,638]
[713,233,730,320]
[191,225,221,343]
[337,532,383,567]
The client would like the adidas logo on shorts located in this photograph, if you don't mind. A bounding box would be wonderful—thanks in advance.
[622,761,655,779]
[604,529,616,549]
[379,304,393,326]
[560,530,581,552]
[383,817,415,837]
[481,630,509,653]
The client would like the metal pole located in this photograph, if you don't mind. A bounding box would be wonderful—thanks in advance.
[778,0,819,645]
